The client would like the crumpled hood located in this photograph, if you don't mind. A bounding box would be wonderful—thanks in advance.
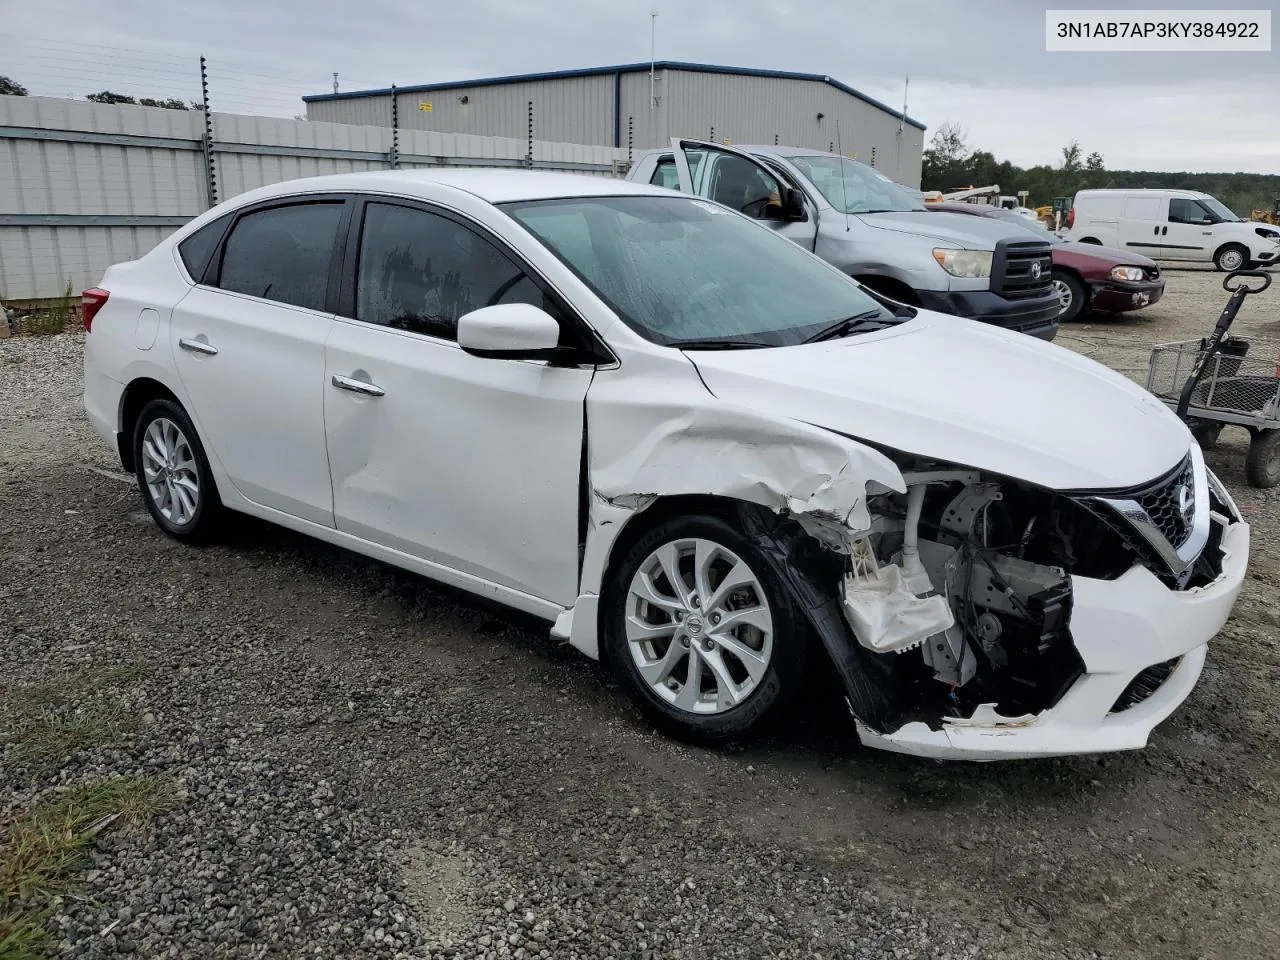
[687,312,1191,491]
[858,210,1027,248]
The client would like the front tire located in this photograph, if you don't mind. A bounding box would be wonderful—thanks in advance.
[133,398,222,542]
[1051,270,1086,322]
[1215,244,1248,272]
[603,514,808,744]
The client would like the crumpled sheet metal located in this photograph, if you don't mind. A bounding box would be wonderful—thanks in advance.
[566,399,906,657]
[591,402,905,535]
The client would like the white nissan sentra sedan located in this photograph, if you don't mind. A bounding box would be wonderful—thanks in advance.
[82,170,1249,761]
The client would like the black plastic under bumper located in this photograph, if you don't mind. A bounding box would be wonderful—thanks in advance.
[917,289,1060,342]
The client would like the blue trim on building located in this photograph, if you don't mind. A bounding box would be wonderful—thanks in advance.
[612,71,622,148]
[304,60,926,131]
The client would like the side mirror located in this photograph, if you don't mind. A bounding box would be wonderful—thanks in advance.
[457,303,562,360]
[781,186,807,222]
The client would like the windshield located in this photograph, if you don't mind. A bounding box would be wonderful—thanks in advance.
[1200,196,1241,222]
[786,155,925,214]
[502,195,891,347]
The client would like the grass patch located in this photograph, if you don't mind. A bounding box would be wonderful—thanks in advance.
[0,777,180,958]
[2,664,152,771]
[7,707,138,771]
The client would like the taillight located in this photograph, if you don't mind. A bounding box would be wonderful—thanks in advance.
[81,288,109,332]
[1065,207,1075,229]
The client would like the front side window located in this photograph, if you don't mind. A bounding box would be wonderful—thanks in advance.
[1169,198,1213,224]
[700,153,782,219]
[786,155,923,214]
[355,202,549,340]
[217,202,344,311]
[503,195,890,348]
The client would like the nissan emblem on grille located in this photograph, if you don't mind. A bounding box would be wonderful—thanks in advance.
[1178,483,1193,526]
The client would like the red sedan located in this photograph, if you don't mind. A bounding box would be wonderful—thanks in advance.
[929,202,1166,323]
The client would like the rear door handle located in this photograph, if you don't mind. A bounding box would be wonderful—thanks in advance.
[331,374,385,397]
[178,337,218,356]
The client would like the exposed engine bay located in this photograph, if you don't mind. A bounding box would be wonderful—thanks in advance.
[738,458,1234,736]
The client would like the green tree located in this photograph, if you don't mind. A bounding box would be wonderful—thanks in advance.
[138,97,190,110]
[0,75,28,96]
[87,90,138,105]
[1061,140,1083,172]
[1086,151,1105,173]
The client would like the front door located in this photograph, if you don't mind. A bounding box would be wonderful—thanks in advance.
[669,139,818,248]
[1164,197,1215,261]
[170,198,347,526]
[323,199,593,606]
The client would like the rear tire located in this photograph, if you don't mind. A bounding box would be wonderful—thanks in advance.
[602,513,808,745]
[132,398,222,542]
[1245,429,1280,488]
[1051,270,1086,322]
[1215,244,1248,273]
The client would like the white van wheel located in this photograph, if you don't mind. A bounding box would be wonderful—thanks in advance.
[1215,245,1247,272]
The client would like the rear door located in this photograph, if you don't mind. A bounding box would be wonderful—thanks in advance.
[171,196,347,526]
[669,138,817,249]
[1118,194,1166,253]
[1164,197,1215,261]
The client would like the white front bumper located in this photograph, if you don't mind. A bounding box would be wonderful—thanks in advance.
[858,519,1249,761]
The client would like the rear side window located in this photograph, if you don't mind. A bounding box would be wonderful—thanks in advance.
[216,202,344,311]
[177,214,230,283]
[355,202,554,341]
[650,158,680,190]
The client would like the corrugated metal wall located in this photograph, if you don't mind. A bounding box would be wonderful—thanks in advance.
[630,70,923,186]
[307,69,925,187]
[310,75,618,146]
[0,96,629,300]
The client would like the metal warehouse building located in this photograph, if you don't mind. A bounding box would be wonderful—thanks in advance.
[303,62,926,187]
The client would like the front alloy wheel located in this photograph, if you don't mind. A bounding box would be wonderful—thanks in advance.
[605,513,807,743]
[625,537,775,714]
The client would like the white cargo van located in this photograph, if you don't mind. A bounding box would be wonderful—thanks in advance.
[1063,188,1280,271]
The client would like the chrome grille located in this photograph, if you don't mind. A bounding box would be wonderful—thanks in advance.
[1132,457,1196,548]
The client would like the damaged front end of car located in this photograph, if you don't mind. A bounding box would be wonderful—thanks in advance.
[720,444,1243,756]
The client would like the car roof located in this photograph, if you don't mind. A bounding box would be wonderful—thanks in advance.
[223,168,671,206]
[1077,188,1209,200]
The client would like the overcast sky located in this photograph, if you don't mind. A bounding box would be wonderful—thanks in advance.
[5,0,1278,173]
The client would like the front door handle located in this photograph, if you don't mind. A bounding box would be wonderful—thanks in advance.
[331,374,385,397]
[178,336,218,356]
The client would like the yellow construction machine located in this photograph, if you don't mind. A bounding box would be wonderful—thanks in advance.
[1251,199,1280,225]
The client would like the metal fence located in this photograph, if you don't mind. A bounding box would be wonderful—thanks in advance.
[0,93,631,301]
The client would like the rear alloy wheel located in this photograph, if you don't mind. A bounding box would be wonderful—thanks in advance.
[604,514,807,743]
[133,398,221,542]
[1215,245,1248,273]
[1051,270,1086,322]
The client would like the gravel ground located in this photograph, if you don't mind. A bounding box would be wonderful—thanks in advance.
[2,267,1280,960]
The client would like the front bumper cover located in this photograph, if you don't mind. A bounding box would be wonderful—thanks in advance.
[855,517,1248,760]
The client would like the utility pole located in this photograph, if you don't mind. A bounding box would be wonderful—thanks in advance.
[649,9,658,109]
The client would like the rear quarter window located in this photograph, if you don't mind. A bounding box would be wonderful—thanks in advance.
[177,214,231,282]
